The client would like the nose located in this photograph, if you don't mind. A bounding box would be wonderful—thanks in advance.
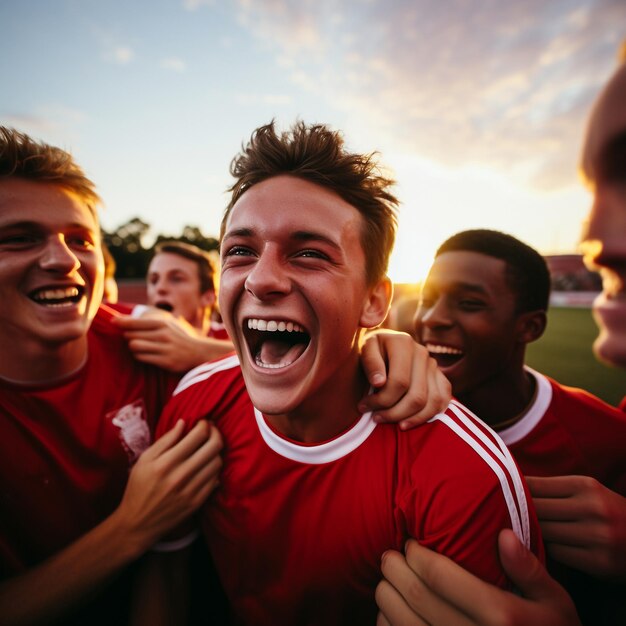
[244,247,291,300]
[415,297,452,333]
[580,188,626,271]
[39,235,80,274]
[155,278,168,295]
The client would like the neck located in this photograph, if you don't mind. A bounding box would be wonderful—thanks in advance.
[264,357,368,444]
[457,367,536,431]
[0,336,88,385]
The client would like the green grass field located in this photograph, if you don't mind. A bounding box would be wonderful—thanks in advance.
[526,307,624,407]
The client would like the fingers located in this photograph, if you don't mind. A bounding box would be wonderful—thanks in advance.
[161,421,219,470]
[538,516,598,546]
[376,608,393,626]
[526,475,591,498]
[396,540,495,625]
[140,420,186,460]
[170,425,223,487]
[497,529,554,597]
[532,497,587,522]
[361,332,389,389]
[397,361,450,430]
[367,353,450,429]
[375,578,429,626]
[359,328,451,428]
[497,529,581,623]
[126,338,166,355]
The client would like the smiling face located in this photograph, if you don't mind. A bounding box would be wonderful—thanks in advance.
[414,251,525,398]
[219,175,390,432]
[580,63,626,368]
[146,251,214,331]
[0,178,104,378]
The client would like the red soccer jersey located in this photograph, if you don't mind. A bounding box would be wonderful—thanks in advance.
[157,355,543,626]
[499,368,626,496]
[499,367,626,626]
[0,305,178,620]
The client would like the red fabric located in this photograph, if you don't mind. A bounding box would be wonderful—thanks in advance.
[158,356,543,626]
[0,305,178,576]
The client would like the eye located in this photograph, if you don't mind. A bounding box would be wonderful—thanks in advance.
[458,299,486,311]
[0,233,41,248]
[67,235,94,249]
[225,245,255,257]
[295,249,329,260]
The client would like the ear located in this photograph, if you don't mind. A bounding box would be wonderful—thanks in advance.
[360,277,393,329]
[515,310,547,344]
[200,289,216,310]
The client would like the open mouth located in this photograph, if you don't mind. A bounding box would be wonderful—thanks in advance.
[29,286,84,308]
[244,318,310,370]
[154,301,174,313]
[425,342,464,368]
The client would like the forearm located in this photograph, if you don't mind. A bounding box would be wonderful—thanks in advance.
[0,508,150,626]
[194,337,234,366]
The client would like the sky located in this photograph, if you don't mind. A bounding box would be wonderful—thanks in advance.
[1,0,625,283]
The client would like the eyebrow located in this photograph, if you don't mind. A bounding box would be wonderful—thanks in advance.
[0,220,95,232]
[425,281,489,295]
[223,227,342,251]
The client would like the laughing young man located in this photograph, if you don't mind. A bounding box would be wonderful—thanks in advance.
[0,127,223,626]
[0,126,451,625]
[154,121,543,625]
[413,229,626,624]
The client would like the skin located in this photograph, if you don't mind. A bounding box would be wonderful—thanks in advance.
[146,251,215,334]
[413,250,544,427]
[0,178,104,382]
[580,61,626,368]
[219,174,391,442]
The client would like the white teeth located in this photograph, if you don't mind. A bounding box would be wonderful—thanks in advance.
[254,357,294,369]
[426,343,463,355]
[33,287,80,302]
[247,318,304,333]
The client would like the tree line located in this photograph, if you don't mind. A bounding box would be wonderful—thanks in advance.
[103,217,219,280]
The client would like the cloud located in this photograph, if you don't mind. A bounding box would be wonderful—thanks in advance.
[233,0,626,190]
[160,57,187,72]
[101,44,135,65]
[1,106,88,144]
[183,0,215,11]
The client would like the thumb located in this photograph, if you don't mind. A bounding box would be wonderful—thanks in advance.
[498,529,552,599]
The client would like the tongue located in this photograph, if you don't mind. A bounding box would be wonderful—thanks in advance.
[259,338,307,367]
[432,353,463,368]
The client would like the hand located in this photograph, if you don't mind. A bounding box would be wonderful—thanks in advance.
[376,532,580,626]
[0,420,223,626]
[113,420,223,551]
[113,313,233,372]
[527,475,626,581]
[359,330,451,428]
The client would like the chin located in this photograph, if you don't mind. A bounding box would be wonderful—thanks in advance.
[593,332,626,369]
[245,381,300,415]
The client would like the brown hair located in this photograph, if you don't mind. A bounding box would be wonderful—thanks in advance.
[154,240,216,293]
[222,120,398,284]
[0,126,101,215]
